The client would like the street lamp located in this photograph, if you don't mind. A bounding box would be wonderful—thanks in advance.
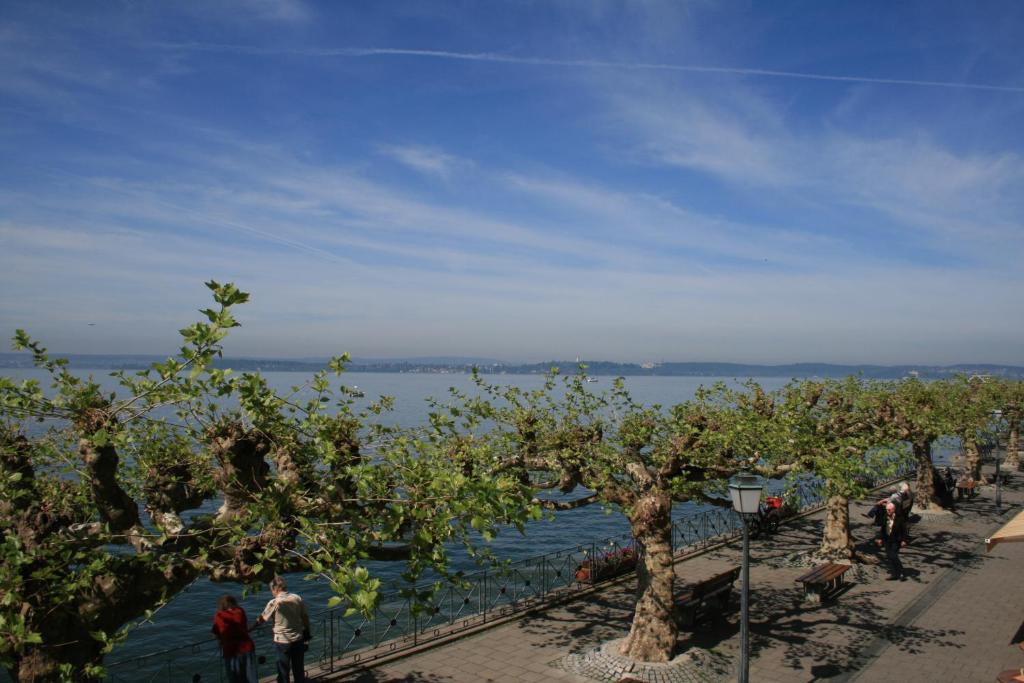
[729,472,764,683]
[991,410,1004,509]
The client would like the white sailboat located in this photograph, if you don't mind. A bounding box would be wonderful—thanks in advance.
[577,355,598,382]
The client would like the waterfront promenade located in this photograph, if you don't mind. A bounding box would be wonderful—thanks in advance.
[326,469,1024,683]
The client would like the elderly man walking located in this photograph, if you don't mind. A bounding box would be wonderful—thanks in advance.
[877,502,907,581]
[254,577,311,683]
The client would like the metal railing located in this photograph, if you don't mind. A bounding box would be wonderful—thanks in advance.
[100,463,916,681]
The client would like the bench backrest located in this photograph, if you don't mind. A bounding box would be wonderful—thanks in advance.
[799,563,850,584]
[691,567,741,598]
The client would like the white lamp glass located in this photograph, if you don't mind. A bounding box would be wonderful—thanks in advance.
[729,472,764,515]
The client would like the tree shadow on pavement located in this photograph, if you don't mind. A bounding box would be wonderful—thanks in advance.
[517,486,994,678]
[510,588,634,653]
[351,670,456,682]
[675,578,966,678]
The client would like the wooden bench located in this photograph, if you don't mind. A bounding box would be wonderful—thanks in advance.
[675,566,741,628]
[795,563,851,604]
[956,480,977,499]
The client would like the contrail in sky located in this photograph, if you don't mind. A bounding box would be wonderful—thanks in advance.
[153,43,1024,94]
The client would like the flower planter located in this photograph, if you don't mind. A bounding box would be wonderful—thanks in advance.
[574,547,637,583]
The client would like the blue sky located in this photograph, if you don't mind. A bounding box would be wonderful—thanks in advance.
[1,1,1022,364]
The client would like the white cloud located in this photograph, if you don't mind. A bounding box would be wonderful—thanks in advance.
[170,0,311,25]
[605,77,1024,264]
[378,144,468,180]
[613,97,795,187]
[501,171,847,270]
[248,0,310,23]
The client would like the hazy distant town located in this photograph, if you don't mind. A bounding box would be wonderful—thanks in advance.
[2,354,1022,380]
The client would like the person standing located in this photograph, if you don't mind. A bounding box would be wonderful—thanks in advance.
[254,577,311,683]
[898,481,914,542]
[940,467,957,510]
[211,595,257,683]
[876,502,907,581]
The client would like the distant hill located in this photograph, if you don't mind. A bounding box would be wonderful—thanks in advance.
[1,354,1022,379]
[494,361,1024,380]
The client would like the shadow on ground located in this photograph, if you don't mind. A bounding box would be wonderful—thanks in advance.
[511,585,635,653]
[351,670,455,683]
[510,488,990,680]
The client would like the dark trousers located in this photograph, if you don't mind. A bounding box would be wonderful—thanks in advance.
[885,542,903,578]
[223,651,256,683]
[274,640,305,683]
[901,512,913,541]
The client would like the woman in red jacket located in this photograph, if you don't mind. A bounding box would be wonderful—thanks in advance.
[212,595,257,683]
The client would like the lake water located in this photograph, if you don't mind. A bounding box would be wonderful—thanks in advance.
[0,369,958,675]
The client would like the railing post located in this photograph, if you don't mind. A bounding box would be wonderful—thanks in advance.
[329,612,334,673]
[481,570,487,623]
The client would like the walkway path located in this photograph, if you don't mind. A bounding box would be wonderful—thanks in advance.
[324,470,1024,683]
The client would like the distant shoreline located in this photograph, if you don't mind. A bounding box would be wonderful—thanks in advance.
[2,354,1022,380]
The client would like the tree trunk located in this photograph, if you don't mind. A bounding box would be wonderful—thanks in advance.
[1006,424,1020,470]
[208,422,271,521]
[10,614,104,682]
[79,439,140,533]
[819,494,854,559]
[913,439,940,509]
[963,437,982,482]
[9,557,198,680]
[619,492,677,663]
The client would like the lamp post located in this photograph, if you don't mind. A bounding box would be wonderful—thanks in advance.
[729,472,764,683]
[991,410,1004,509]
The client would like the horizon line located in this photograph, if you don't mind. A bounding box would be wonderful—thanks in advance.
[1,352,1021,370]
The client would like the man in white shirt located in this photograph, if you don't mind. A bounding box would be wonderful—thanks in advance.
[254,577,311,683]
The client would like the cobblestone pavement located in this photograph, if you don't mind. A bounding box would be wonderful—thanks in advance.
[553,637,732,683]
[332,469,1024,683]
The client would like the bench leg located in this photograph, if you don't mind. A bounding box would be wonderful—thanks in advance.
[803,585,822,605]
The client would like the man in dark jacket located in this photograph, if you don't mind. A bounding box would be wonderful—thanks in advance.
[876,502,907,580]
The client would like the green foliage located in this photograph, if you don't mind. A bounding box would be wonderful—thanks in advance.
[447,370,781,522]
[771,377,904,498]
[0,283,536,680]
[880,377,956,446]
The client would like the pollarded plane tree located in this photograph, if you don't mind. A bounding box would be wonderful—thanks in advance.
[772,377,902,560]
[0,283,535,682]
[943,375,999,483]
[876,377,959,511]
[453,372,775,664]
[987,378,1024,471]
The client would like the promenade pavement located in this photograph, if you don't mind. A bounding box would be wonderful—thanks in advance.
[332,469,1024,683]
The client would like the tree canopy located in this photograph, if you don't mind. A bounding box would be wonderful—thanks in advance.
[0,283,536,681]
[4,283,1023,677]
